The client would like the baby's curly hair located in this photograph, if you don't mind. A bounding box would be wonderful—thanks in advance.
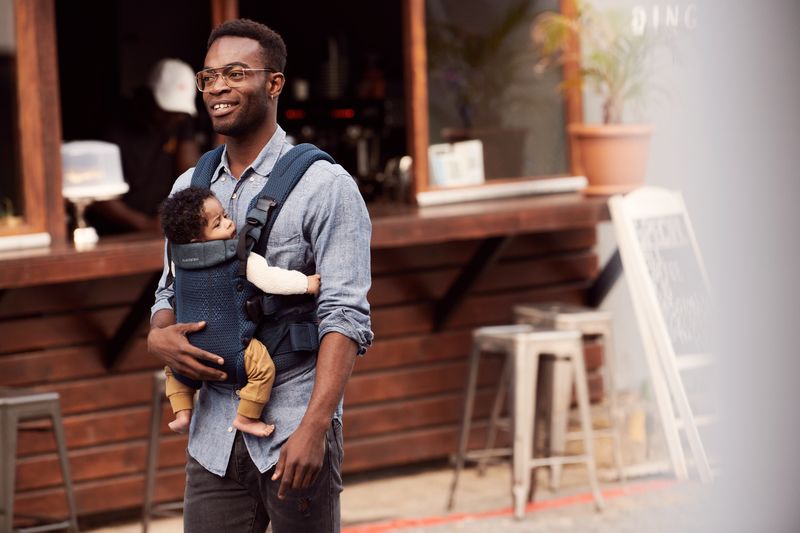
[158,186,216,244]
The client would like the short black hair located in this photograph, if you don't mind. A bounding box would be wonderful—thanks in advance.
[207,18,287,72]
[159,186,216,244]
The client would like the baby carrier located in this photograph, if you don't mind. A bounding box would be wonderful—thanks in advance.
[169,143,335,389]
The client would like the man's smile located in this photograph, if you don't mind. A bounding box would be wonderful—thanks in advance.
[209,100,238,117]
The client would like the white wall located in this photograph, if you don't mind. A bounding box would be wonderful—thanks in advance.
[584,1,704,392]
[591,1,800,530]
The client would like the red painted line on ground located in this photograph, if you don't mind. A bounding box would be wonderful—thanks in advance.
[342,478,678,533]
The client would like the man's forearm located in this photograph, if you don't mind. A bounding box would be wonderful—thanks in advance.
[151,308,177,329]
[301,332,357,433]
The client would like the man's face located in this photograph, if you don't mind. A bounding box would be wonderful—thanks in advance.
[202,36,271,138]
[199,196,236,242]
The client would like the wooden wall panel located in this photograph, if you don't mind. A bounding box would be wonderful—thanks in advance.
[16,404,174,456]
[1,227,601,522]
[371,229,596,275]
[0,274,152,318]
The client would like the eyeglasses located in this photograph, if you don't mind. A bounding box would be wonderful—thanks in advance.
[195,66,277,92]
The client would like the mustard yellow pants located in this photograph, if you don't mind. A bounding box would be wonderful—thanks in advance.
[164,339,276,419]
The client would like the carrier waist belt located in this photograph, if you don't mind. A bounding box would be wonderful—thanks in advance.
[254,315,319,372]
[245,293,316,322]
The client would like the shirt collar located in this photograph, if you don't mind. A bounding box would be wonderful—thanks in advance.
[210,125,288,183]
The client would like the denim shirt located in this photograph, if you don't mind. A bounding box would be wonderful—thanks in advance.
[151,126,373,476]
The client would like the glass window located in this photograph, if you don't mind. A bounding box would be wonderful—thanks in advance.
[0,0,22,231]
[426,0,568,184]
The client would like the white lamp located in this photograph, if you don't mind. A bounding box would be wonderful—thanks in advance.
[61,141,129,249]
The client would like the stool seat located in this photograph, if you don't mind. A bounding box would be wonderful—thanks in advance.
[0,387,79,532]
[515,303,612,329]
[448,327,604,519]
[0,389,59,405]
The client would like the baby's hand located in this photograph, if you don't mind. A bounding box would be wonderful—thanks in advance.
[306,274,321,295]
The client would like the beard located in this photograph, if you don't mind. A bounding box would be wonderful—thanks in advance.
[210,92,270,138]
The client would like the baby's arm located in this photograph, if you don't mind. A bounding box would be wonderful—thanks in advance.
[246,252,320,296]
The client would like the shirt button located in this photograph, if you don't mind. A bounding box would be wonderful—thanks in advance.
[249,177,254,182]
[232,193,237,199]
[235,389,241,398]
[236,282,244,292]
[221,177,226,182]
[227,426,233,433]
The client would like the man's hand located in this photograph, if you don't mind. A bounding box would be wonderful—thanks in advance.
[270,332,357,499]
[147,312,227,381]
[271,422,327,499]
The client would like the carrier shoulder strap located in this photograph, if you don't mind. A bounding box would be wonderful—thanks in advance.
[235,143,335,273]
[191,145,226,188]
[164,145,226,288]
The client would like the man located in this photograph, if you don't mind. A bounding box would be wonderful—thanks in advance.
[147,19,373,532]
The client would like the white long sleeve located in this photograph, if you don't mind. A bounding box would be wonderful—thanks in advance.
[246,252,309,295]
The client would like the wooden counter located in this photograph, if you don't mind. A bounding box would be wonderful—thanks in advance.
[0,193,607,289]
[0,193,609,521]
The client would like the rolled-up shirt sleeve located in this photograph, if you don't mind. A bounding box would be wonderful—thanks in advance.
[307,169,374,355]
[150,169,194,321]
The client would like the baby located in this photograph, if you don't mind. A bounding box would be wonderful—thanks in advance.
[158,186,320,437]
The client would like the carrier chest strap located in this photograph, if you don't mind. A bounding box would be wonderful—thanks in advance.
[236,197,276,277]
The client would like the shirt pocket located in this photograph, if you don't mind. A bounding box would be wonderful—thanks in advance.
[267,233,310,272]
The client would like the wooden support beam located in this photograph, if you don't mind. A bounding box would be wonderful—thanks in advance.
[433,235,513,331]
[104,272,162,369]
[587,249,622,308]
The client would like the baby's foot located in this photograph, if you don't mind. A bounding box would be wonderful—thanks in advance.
[233,413,275,437]
[169,410,192,434]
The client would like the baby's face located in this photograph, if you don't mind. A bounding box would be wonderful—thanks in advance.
[201,196,236,241]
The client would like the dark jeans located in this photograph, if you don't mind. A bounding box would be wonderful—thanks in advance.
[183,420,344,532]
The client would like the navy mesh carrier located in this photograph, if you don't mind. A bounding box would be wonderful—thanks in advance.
[171,143,336,390]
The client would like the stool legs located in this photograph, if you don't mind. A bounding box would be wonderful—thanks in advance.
[547,359,573,491]
[572,346,604,511]
[51,405,79,532]
[603,329,626,483]
[447,344,481,511]
[511,339,537,520]
[0,400,79,532]
[1,410,18,533]
[449,329,603,520]
[143,373,166,533]
[549,331,627,490]
[477,358,509,476]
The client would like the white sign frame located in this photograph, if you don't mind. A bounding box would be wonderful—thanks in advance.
[609,187,714,483]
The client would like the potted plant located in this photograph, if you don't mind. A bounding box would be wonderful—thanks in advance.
[533,3,670,194]
[427,0,538,179]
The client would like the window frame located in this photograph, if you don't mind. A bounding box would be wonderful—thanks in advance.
[1,0,65,242]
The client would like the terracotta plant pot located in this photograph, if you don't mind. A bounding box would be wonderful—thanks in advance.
[568,124,653,195]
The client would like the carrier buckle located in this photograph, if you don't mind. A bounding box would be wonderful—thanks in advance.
[245,294,281,322]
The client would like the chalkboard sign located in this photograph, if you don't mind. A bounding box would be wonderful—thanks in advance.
[609,187,714,483]
[634,214,713,356]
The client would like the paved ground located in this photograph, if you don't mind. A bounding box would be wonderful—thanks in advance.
[87,463,712,532]
[340,464,711,533]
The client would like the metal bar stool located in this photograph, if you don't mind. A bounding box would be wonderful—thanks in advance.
[0,387,79,532]
[514,303,626,489]
[142,371,184,533]
[447,325,604,519]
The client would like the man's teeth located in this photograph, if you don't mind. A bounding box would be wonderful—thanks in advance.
[214,103,232,110]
